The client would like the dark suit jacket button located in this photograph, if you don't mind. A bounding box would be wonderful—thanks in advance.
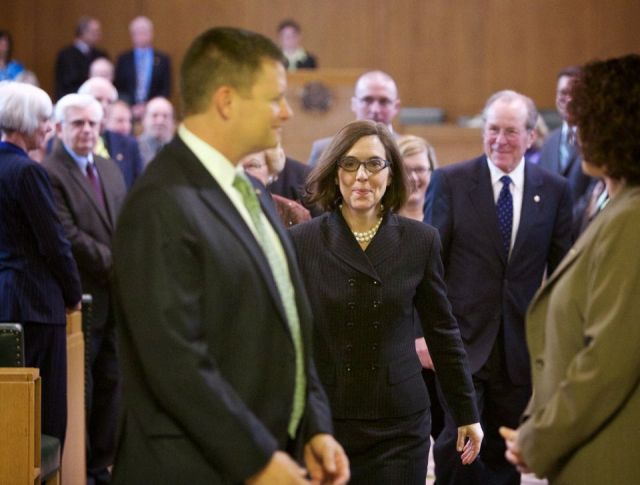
[372,300,380,308]
[345,344,353,352]
[371,344,378,351]
[535,358,544,369]
[372,321,380,330]
[345,365,352,372]
[372,280,380,286]
[348,278,356,287]
[347,302,356,310]
[370,364,378,372]
[346,321,354,328]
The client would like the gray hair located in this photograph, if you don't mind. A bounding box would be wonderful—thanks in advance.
[54,93,104,123]
[0,81,52,136]
[77,77,118,102]
[482,89,538,131]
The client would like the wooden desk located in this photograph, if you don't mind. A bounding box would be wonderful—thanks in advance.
[0,368,41,484]
[283,69,363,163]
[62,310,86,485]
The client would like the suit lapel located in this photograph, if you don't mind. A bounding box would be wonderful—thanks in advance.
[256,184,313,328]
[546,130,562,173]
[171,139,291,333]
[94,156,119,228]
[57,145,112,230]
[466,158,508,265]
[323,211,382,282]
[511,162,544,260]
[364,213,402,272]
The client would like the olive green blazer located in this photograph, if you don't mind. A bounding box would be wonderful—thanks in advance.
[518,185,640,484]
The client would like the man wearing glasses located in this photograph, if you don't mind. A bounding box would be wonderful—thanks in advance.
[307,70,400,166]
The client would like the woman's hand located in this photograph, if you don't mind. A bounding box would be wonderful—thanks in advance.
[415,337,434,370]
[499,426,531,474]
[457,422,483,464]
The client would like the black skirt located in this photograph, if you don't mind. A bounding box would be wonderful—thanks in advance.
[333,408,431,485]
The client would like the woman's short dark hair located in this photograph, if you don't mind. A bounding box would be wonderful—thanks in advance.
[305,120,408,213]
[568,54,640,185]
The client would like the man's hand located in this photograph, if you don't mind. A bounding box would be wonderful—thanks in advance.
[457,422,483,465]
[499,426,531,474]
[304,434,350,485]
[246,451,309,484]
[415,337,434,369]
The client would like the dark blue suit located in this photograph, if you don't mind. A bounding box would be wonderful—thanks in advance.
[0,141,82,444]
[424,155,573,485]
[114,49,171,104]
[104,130,143,190]
[539,126,594,205]
[111,136,332,483]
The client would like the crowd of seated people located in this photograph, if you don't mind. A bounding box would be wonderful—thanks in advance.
[2,14,638,485]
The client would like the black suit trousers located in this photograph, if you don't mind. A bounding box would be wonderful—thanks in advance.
[434,338,531,485]
[24,322,67,447]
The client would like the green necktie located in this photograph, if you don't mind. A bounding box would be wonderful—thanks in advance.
[233,173,306,438]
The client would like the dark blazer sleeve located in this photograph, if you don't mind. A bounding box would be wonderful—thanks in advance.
[151,51,171,99]
[19,162,82,307]
[114,51,135,104]
[546,176,574,274]
[424,167,454,264]
[414,226,478,425]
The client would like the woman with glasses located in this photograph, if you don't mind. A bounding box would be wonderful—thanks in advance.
[290,120,482,484]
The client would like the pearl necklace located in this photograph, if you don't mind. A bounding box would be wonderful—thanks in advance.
[352,217,383,243]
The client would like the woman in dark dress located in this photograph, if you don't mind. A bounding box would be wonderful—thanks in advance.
[0,81,82,445]
[289,120,482,484]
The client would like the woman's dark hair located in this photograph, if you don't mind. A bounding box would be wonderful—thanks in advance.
[0,30,13,61]
[305,120,408,212]
[568,54,640,185]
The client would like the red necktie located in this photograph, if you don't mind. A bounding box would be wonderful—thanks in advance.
[86,162,105,209]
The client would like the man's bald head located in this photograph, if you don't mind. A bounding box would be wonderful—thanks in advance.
[351,70,400,128]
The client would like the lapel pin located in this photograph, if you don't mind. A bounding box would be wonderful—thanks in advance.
[534,195,541,203]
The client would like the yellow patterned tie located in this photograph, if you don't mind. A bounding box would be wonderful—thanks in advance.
[233,173,306,437]
[94,136,110,159]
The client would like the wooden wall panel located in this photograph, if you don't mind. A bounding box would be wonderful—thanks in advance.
[4,0,639,123]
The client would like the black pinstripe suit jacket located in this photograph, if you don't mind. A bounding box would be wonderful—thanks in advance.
[290,210,478,425]
[0,143,81,324]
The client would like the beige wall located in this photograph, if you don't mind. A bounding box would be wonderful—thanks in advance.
[5,0,639,121]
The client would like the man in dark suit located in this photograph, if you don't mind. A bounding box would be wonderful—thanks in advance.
[111,27,349,484]
[55,17,109,100]
[114,16,171,121]
[425,90,573,485]
[78,77,143,189]
[43,93,127,485]
[539,66,594,207]
[307,70,400,166]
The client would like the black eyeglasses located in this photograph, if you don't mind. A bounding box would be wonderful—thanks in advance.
[337,156,390,173]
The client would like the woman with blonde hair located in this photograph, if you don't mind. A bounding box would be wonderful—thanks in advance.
[397,134,437,220]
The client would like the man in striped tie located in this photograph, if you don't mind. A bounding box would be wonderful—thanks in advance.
[111,27,349,485]
[425,90,573,485]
